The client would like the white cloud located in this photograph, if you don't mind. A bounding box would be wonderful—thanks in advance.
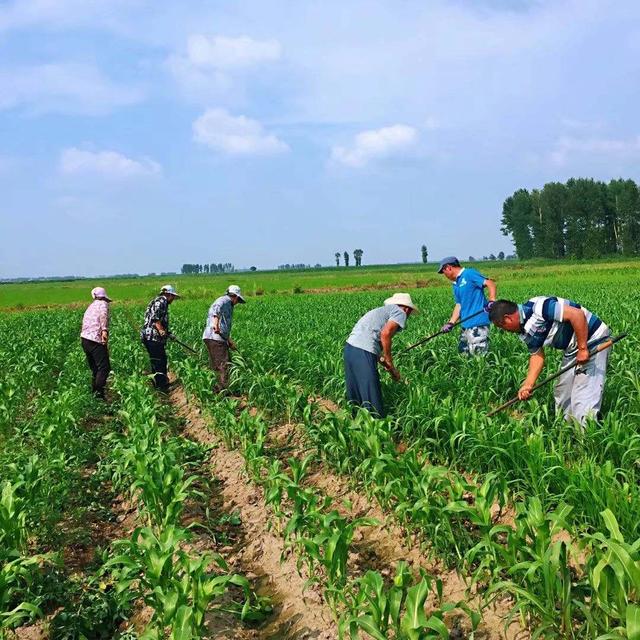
[0,63,143,115]
[167,34,282,105]
[165,56,234,104]
[549,135,640,166]
[59,148,161,178]
[193,108,289,156]
[331,125,418,168]
[186,34,281,69]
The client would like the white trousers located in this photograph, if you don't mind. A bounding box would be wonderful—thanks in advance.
[553,337,610,425]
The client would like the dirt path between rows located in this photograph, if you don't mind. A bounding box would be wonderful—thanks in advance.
[267,422,527,640]
[169,382,337,640]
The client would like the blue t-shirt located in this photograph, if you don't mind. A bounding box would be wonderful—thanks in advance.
[453,268,489,328]
[347,304,407,356]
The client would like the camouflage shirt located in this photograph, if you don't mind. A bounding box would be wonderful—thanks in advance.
[141,295,170,343]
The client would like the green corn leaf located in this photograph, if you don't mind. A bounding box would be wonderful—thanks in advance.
[349,615,388,640]
[170,605,194,640]
[601,509,625,543]
[400,578,430,638]
[425,615,450,638]
[627,604,640,640]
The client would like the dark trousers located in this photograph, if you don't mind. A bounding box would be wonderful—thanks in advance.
[142,339,169,391]
[81,338,111,398]
[343,343,384,418]
[204,339,230,392]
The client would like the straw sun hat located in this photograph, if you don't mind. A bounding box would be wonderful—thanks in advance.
[384,293,419,313]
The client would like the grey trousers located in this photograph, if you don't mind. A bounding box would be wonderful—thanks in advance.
[344,343,384,418]
[554,336,610,424]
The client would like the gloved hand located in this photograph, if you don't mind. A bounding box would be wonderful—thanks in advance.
[440,322,454,333]
[484,301,495,313]
[167,332,176,340]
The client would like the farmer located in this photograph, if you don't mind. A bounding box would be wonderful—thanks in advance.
[489,297,611,424]
[438,256,497,355]
[202,285,245,393]
[344,293,418,418]
[141,284,180,392]
[80,286,112,398]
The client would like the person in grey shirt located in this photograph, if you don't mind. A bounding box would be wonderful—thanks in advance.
[203,285,245,392]
[344,293,418,417]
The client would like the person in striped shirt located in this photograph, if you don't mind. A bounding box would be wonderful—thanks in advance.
[489,296,610,424]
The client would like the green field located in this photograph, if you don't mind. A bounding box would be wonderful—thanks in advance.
[2,257,639,309]
[1,259,639,639]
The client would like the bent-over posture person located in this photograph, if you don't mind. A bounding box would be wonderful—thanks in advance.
[80,286,112,398]
[202,285,245,393]
[141,285,180,391]
[344,293,418,417]
[437,256,497,355]
[489,297,610,424]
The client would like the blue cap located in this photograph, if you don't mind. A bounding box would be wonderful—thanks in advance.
[437,256,460,273]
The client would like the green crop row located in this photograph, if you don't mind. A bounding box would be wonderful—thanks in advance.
[176,358,482,639]
[170,311,640,638]
[0,313,268,638]
[101,369,269,639]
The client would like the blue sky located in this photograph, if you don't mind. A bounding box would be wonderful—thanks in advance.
[1,0,639,278]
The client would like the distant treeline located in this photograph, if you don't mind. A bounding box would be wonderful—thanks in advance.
[278,263,322,270]
[501,178,640,259]
[181,263,235,274]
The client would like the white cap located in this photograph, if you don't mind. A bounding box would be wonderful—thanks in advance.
[227,284,246,303]
[160,284,181,297]
[384,292,419,313]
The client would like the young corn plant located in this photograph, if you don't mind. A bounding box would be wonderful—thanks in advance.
[485,497,592,638]
[0,481,57,630]
[107,525,268,639]
[302,510,378,612]
[583,509,640,638]
[341,561,480,639]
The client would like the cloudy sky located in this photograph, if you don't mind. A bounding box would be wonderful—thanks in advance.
[1,0,639,278]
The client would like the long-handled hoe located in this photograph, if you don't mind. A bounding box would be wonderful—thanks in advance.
[379,308,486,373]
[168,334,199,355]
[397,308,486,357]
[120,304,201,357]
[487,333,628,417]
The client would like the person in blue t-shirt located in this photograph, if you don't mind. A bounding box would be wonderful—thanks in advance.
[437,256,497,355]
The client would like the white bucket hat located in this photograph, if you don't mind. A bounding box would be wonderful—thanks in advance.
[160,284,181,297]
[227,284,246,303]
[91,286,112,302]
[384,292,419,313]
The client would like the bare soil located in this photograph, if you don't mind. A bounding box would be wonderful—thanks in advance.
[266,421,528,640]
[169,382,338,640]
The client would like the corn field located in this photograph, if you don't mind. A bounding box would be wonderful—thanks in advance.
[1,273,639,639]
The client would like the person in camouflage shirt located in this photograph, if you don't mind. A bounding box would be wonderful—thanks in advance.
[141,284,180,391]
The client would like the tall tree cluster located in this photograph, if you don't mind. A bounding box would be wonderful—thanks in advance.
[181,263,235,274]
[334,250,364,267]
[501,178,640,259]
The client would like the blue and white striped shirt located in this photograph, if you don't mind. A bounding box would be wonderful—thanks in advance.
[519,296,608,356]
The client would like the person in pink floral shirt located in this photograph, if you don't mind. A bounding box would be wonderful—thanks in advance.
[80,287,112,398]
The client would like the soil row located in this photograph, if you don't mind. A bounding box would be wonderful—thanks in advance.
[171,378,527,639]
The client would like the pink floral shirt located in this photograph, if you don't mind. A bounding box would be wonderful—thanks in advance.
[80,300,110,344]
